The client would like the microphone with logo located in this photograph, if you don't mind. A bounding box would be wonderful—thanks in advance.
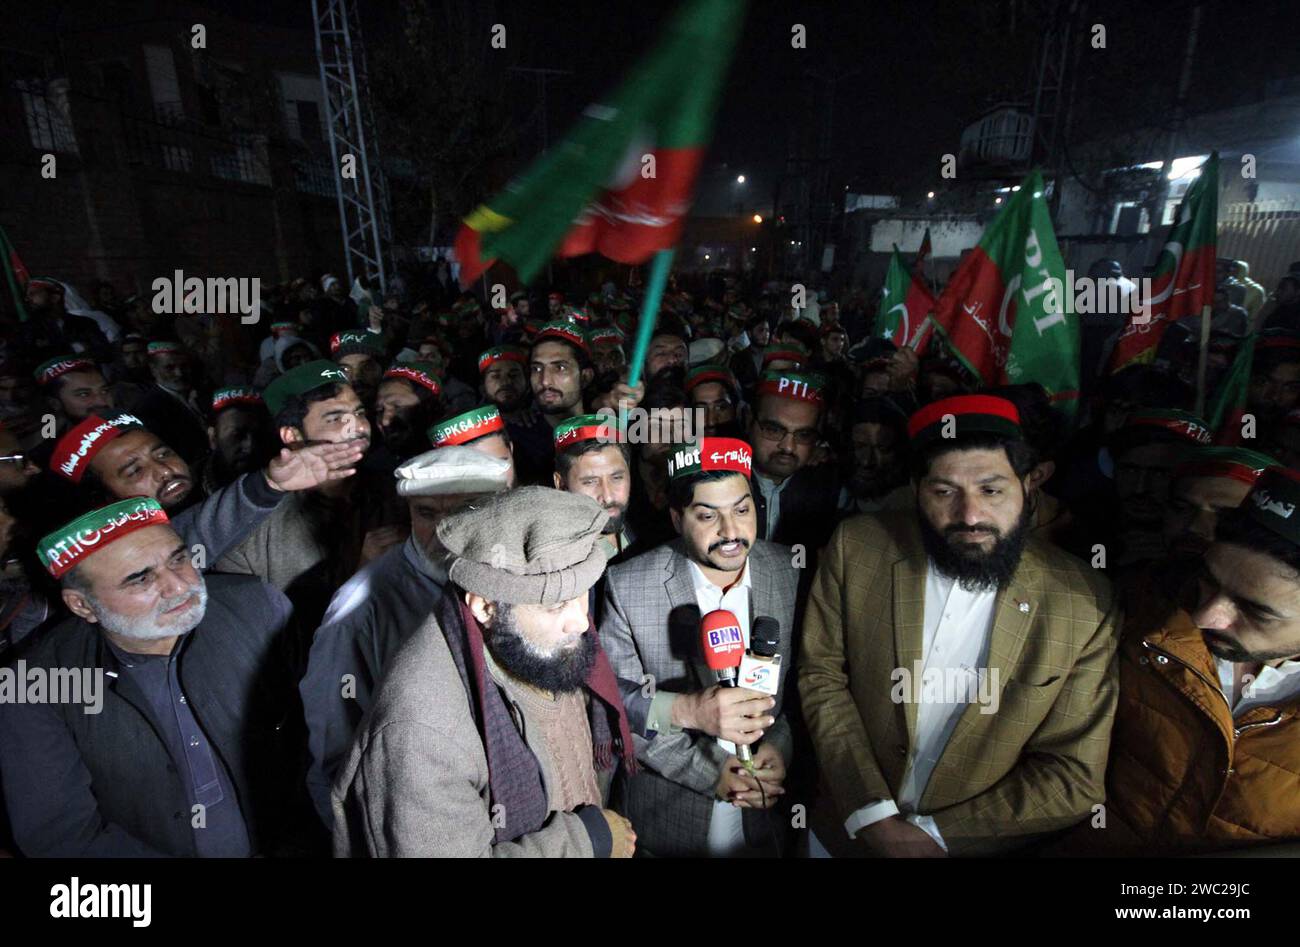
[699,608,756,774]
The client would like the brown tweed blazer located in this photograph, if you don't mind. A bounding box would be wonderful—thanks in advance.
[799,511,1119,856]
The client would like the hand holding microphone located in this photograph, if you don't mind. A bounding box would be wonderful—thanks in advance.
[698,610,771,773]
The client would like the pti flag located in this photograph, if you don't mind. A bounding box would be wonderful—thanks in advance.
[874,237,936,350]
[0,225,30,323]
[1109,152,1219,371]
[454,0,744,287]
[931,171,1080,414]
[1207,332,1256,446]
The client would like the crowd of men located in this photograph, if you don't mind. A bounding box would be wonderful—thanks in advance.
[1,254,1299,858]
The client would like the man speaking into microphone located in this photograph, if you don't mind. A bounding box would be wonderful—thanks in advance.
[600,437,800,857]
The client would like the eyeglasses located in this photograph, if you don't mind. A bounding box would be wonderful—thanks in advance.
[755,420,818,446]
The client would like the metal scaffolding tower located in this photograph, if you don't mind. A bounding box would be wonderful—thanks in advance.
[312,0,391,293]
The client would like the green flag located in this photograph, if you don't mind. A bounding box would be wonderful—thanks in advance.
[932,171,1081,415]
[874,243,936,348]
[1207,333,1256,445]
[454,0,745,287]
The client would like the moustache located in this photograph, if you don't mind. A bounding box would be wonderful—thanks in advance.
[945,524,1000,540]
[707,537,750,553]
[157,588,199,616]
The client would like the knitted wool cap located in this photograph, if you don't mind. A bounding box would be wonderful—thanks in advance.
[437,486,610,605]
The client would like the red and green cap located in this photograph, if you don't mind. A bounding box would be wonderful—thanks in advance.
[1256,331,1300,353]
[264,359,350,416]
[331,330,385,358]
[478,345,529,374]
[532,320,589,354]
[1243,467,1300,547]
[762,342,809,369]
[34,355,95,386]
[1173,446,1278,486]
[666,437,753,481]
[756,370,824,404]
[383,362,442,397]
[147,341,183,358]
[907,394,1022,446]
[547,291,565,303]
[27,277,63,292]
[588,327,625,348]
[554,413,623,451]
[429,405,505,447]
[686,364,739,396]
[566,306,592,325]
[50,412,147,483]
[1122,408,1212,445]
[38,496,171,579]
[270,321,298,337]
[211,386,263,414]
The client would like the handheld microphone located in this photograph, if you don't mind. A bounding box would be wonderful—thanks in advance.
[740,617,782,697]
[749,617,780,658]
[699,609,754,772]
[700,609,744,684]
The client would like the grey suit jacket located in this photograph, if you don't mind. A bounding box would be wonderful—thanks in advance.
[599,538,798,856]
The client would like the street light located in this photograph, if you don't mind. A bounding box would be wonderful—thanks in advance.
[737,174,746,184]
[752,214,763,224]
[927,191,935,199]
[995,197,1003,204]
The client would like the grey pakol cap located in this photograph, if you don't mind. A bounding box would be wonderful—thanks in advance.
[436,486,610,606]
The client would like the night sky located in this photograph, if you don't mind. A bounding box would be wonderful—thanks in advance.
[188,0,1300,201]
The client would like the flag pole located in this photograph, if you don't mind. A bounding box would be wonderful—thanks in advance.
[1194,303,1212,417]
[627,248,675,387]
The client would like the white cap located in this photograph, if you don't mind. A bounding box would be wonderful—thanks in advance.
[395,445,512,497]
[688,338,725,366]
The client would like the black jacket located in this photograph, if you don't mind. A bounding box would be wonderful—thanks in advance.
[753,462,842,554]
[0,574,318,857]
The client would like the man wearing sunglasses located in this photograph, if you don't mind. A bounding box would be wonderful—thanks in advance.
[746,370,840,553]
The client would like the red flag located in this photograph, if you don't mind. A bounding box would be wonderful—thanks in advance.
[1109,153,1219,371]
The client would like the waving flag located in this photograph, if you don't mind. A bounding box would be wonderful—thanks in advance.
[454,0,745,287]
[875,239,936,350]
[1109,152,1219,372]
[0,225,30,322]
[931,171,1080,414]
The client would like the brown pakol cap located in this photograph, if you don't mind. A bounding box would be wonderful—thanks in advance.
[436,486,611,605]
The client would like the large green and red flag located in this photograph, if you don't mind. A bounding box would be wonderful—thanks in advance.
[1109,152,1219,372]
[874,237,936,350]
[931,171,1080,415]
[1207,332,1256,445]
[0,225,30,322]
[454,0,744,288]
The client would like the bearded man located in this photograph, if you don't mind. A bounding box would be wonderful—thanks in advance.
[333,488,638,857]
[0,498,313,856]
[800,394,1119,857]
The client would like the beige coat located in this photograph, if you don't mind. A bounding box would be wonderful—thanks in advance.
[799,511,1119,855]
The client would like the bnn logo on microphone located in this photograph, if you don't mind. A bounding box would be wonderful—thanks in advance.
[705,621,744,654]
